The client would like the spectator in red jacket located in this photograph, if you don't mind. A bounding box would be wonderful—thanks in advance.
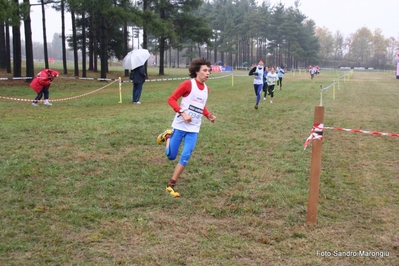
[30,69,59,106]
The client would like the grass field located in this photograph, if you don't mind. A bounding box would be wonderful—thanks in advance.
[0,66,398,265]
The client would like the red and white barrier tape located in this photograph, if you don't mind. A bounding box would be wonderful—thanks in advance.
[304,124,399,149]
[0,80,117,102]
[325,127,399,138]
[303,123,324,149]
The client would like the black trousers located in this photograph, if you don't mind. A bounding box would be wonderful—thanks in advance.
[266,85,275,98]
[263,83,268,97]
[33,87,49,103]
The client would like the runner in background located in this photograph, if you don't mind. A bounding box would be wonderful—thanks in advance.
[248,59,265,110]
[265,67,278,103]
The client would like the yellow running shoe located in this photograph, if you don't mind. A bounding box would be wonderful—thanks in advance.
[157,129,172,145]
[166,185,180,197]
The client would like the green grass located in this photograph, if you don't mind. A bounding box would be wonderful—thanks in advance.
[0,67,398,265]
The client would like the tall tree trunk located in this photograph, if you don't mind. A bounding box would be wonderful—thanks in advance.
[158,7,166,75]
[197,43,201,58]
[24,0,34,80]
[168,46,172,68]
[142,0,148,75]
[88,16,93,71]
[213,43,217,64]
[41,0,49,69]
[177,50,180,68]
[5,22,11,73]
[81,11,86,77]
[100,16,108,78]
[159,37,166,75]
[0,21,7,69]
[234,43,238,68]
[12,0,22,77]
[61,0,68,74]
[71,10,79,76]
[92,15,98,72]
[88,31,94,71]
[123,22,129,77]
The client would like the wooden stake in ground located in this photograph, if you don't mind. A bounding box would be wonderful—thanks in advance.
[118,77,122,103]
[306,106,324,225]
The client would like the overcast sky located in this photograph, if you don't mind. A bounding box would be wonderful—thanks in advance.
[27,0,399,43]
[271,0,399,38]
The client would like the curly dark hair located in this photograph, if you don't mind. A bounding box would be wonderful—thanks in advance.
[188,58,211,78]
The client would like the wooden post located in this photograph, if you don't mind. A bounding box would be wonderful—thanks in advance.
[118,77,122,103]
[306,106,324,225]
[333,82,335,100]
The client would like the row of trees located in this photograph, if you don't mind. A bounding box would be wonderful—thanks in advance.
[1,0,213,78]
[316,27,399,69]
[1,0,322,79]
[1,0,397,79]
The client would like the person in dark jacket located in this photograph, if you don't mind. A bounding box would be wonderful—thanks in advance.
[263,66,269,100]
[277,65,285,90]
[130,65,147,104]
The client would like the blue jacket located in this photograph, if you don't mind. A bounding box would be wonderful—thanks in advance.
[277,68,285,78]
[130,65,146,83]
[263,71,268,84]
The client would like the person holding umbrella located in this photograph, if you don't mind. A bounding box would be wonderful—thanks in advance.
[122,49,151,104]
[130,65,147,104]
[30,68,59,106]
